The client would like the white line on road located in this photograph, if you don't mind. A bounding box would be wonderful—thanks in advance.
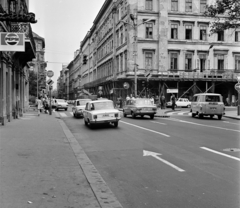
[151,121,166,125]
[59,112,67,117]
[69,112,73,116]
[120,121,170,137]
[165,118,240,133]
[223,121,240,125]
[201,147,240,162]
[178,111,189,115]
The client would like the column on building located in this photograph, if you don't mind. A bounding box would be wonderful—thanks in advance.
[7,62,13,121]
[0,53,7,125]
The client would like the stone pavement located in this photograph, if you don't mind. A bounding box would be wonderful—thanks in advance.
[0,110,122,208]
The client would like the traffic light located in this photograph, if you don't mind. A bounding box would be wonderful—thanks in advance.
[83,55,88,65]
[142,80,146,87]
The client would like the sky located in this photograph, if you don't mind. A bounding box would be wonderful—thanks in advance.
[29,0,106,89]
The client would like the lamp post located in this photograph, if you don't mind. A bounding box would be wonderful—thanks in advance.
[121,16,154,97]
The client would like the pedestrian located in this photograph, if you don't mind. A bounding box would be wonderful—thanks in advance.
[119,96,123,108]
[160,95,166,109]
[36,96,42,116]
[150,96,154,105]
[226,97,229,106]
[170,94,176,110]
[126,95,130,101]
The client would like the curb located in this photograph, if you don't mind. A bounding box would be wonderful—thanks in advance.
[223,116,240,120]
[155,114,170,118]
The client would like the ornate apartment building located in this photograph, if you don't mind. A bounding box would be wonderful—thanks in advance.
[0,0,37,125]
[63,0,240,103]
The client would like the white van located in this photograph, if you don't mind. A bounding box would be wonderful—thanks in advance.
[190,93,225,120]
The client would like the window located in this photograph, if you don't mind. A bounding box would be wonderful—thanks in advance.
[185,25,192,40]
[217,55,224,70]
[120,27,123,44]
[125,27,127,42]
[145,52,153,68]
[235,31,240,42]
[116,56,119,73]
[171,24,178,39]
[120,54,123,72]
[146,23,153,39]
[235,56,240,71]
[200,25,207,40]
[116,30,119,46]
[124,51,127,71]
[200,0,207,13]
[170,53,178,70]
[185,54,192,70]
[171,0,178,11]
[199,54,206,72]
[146,0,153,10]
[217,31,224,41]
[185,0,192,12]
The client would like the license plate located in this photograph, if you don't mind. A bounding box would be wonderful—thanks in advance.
[102,114,109,117]
[210,107,216,110]
[143,108,150,111]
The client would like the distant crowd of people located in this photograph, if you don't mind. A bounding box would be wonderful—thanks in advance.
[35,96,52,116]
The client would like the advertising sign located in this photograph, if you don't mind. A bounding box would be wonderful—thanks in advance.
[0,32,25,51]
[167,89,178,94]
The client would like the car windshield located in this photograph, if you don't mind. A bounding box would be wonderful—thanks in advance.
[76,100,89,106]
[93,102,114,110]
[135,99,153,105]
[56,99,65,102]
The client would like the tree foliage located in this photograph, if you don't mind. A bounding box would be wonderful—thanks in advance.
[204,0,240,34]
[28,70,37,97]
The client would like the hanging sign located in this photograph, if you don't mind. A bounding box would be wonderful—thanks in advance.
[0,32,25,51]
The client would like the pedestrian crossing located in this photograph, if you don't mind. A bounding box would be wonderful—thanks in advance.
[166,111,191,116]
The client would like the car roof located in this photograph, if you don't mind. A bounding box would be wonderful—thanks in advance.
[75,99,91,101]
[88,100,112,104]
[193,93,221,96]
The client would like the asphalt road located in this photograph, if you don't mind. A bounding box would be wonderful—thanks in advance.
[58,107,240,208]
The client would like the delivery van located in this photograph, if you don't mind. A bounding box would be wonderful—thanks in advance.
[190,93,225,120]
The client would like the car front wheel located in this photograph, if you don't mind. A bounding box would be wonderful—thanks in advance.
[131,112,136,118]
[218,115,222,120]
[114,122,118,127]
[123,110,127,117]
[150,115,154,119]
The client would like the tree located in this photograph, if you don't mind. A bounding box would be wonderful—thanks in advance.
[28,70,37,97]
[204,0,240,34]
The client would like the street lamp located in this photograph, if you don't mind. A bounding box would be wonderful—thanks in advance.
[121,16,155,97]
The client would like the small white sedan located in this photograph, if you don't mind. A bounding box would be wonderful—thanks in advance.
[54,99,68,111]
[167,98,191,108]
[83,100,121,128]
[72,99,91,118]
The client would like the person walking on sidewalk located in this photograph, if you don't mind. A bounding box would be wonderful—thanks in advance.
[36,96,42,116]
[170,94,176,111]
[160,95,166,109]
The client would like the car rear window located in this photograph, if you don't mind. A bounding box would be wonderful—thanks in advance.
[56,99,65,102]
[77,100,89,106]
[205,96,221,102]
[135,99,152,105]
[93,102,114,110]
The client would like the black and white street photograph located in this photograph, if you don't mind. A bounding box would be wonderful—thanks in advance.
[0,0,240,208]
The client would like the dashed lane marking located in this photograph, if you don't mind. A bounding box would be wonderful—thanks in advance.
[59,112,67,117]
[223,121,240,125]
[151,121,166,125]
[120,121,170,137]
[201,147,240,162]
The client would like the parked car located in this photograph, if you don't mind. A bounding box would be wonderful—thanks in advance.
[54,99,68,111]
[123,98,157,119]
[190,93,225,120]
[83,100,121,128]
[167,98,191,108]
[72,99,91,118]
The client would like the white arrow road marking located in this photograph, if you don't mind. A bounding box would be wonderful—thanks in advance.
[120,121,170,137]
[201,147,240,162]
[143,150,185,172]
[151,121,166,125]
[165,118,240,133]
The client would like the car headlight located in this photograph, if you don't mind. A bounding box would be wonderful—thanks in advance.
[78,109,82,112]
[58,105,61,107]
[115,113,118,117]
[136,108,142,112]
[93,115,97,119]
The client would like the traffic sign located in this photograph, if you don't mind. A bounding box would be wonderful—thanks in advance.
[47,70,54,77]
[235,83,240,92]
[123,82,129,89]
[145,69,152,79]
[47,78,54,86]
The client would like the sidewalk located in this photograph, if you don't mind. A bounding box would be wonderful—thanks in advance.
[0,111,122,208]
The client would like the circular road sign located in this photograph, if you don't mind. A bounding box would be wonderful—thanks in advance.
[235,83,240,92]
[47,70,54,78]
[5,33,20,45]
[123,82,130,89]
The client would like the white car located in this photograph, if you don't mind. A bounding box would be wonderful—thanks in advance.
[83,100,121,128]
[54,99,68,111]
[72,99,91,118]
[167,98,191,108]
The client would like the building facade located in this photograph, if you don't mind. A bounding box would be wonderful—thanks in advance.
[0,0,37,125]
[62,0,240,104]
